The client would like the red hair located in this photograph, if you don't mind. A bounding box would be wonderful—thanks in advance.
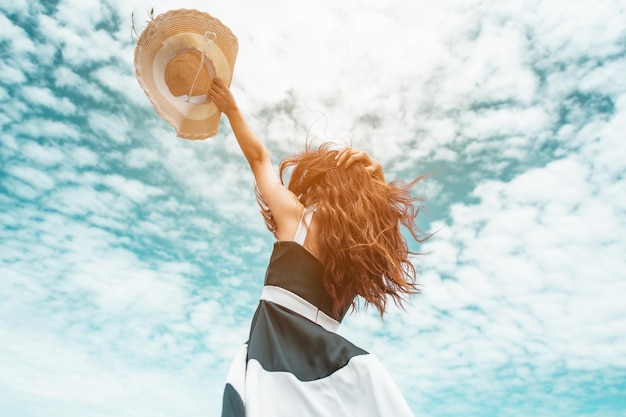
[260,143,428,317]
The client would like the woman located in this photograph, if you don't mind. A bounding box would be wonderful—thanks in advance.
[209,79,424,417]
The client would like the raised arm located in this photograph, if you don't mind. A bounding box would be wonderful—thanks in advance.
[208,79,268,172]
[208,79,303,238]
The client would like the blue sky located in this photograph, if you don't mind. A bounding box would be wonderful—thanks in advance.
[1,0,626,416]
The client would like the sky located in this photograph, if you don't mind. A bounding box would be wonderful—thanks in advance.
[1,0,625,416]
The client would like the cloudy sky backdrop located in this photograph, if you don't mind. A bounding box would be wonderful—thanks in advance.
[1,0,625,416]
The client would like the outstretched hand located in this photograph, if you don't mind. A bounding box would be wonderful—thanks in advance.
[335,147,385,180]
[208,78,238,115]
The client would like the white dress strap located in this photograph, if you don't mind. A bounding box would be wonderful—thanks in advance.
[293,206,315,246]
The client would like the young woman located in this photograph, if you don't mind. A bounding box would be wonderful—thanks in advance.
[209,79,424,417]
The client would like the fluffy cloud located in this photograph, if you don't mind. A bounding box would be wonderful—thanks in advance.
[1,0,625,416]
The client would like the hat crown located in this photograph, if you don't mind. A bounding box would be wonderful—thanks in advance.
[165,51,212,99]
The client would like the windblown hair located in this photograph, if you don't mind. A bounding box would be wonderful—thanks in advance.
[259,143,428,317]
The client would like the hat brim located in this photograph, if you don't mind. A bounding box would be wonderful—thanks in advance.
[134,9,238,140]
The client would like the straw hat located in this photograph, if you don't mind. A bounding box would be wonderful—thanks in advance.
[134,9,238,140]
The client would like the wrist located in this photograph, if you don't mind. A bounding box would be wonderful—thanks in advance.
[223,105,240,118]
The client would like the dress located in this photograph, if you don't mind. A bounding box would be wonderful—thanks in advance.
[221,208,415,417]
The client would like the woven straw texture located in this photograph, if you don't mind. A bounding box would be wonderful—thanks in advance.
[164,51,212,97]
[134,9,238,140]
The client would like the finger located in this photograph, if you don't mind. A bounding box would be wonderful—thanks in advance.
[338,149,359,167]
[209,84,217,93]
[335,148,352,166]
[210,80,225,95]
[344,150,365,168]
[336,147,350,159]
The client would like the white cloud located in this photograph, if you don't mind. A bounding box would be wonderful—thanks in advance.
[70,146,99,166]
[54,66,108,101]
[0,326,213,417]
[437,20,538,109]
[101,174,164,204]
[45,185,131,216]
[0,61,27,84]
[523,0,626,62]
[18,87,72,117]
[37,13,120,68]
[21,141,66,166]
[0,12,36,53]
[87,111,131,143]
[0,98,28,126]
[126,147,159,168]
[92,65,147,106]
[54,0,109,29]
[579,58,626,97]
[461,106,551,140]
[18,118,81,140]
[0,0,30,14]
[6,165,56,190]
[2,177,39,200]
[405,154,626,386]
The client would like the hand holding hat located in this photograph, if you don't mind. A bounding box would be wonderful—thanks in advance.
[208,78,238,116]
[134,9,238,140]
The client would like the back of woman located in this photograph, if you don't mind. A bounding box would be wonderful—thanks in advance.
[210,79,423,417]
[272,144,425,319]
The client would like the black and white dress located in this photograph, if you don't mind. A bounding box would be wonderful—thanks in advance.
[221,208,415,417]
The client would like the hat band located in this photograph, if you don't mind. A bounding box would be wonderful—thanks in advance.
[184,31,217,101]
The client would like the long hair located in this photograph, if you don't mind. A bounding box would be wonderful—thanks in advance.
[259,143,428,317]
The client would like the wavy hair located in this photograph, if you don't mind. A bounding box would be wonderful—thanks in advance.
[259,143,428,317]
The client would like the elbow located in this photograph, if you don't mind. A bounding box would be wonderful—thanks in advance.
[248,148,271,170]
